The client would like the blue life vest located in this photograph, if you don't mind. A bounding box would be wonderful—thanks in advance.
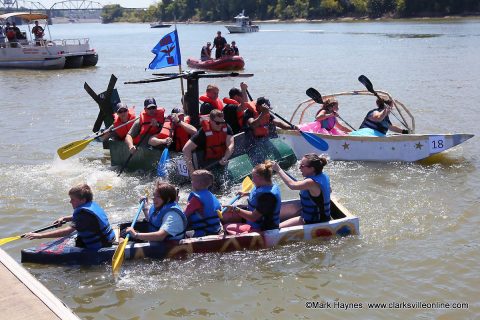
[247,184,281,230]
[187,190,222,237]
[321,116,336,130]
[359,108,392,134]
[300,173,331,224]
[147,202,187,239]
[72,201,115,250]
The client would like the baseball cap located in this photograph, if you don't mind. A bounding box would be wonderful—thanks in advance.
[144,97,157,108]
[171,107,182,114]
[116,103,128,112]
[256,97,271,107]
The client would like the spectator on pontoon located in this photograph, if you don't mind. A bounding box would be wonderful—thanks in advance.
[184,170,223,237]
[222,161,281,234]
[200,42,212,61]
[351,98,408,136]
[126,182,187,242]
[0,25,5,47]
[231,41,239,55]
[199,84,224,115]
[182,109,234,177]
[299,98,351,135]
[4,22,17,46]
[12,22,23,40]
[25,184,116,249]
[222,82,249,134]
[213,31,227,59]
[32,20,44,46]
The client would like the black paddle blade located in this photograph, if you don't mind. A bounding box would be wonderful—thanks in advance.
[306,87,324,104]
[358,75,375,94]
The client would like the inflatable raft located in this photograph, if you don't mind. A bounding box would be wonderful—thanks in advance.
[186,56,245,71]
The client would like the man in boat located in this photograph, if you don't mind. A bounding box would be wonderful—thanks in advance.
[200,42,212,61]
[199,84,224,115]
[213,31,227,59]
[12,22,23,40]
[101,103,137,142]
[25,184,116,249]
[184,170,223,237]
[125,97,167,154]
[0,25,5,48]
[182,109,234,177]
[126,182,187,242]
[221,43,235,57]
[4,22,17,47]
[150,107,197,152]
[231,41,239,55]
[352,98,409,136]
[222,161,281,234]
[272,154,331,228]
[222,82,250,135]
[31,20,44,46]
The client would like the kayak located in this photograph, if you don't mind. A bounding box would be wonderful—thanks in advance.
[21,197,359,265]
[186,56,245,71]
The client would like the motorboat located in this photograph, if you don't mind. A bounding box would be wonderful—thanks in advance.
[0,12,98,70]
[225,10,259,33]
[150,21,172,28]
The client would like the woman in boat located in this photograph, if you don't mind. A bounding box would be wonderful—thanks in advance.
[25,184,116,249]
[299,98,351,135]
[184,170,223,237]
[126,182,187,242]
[350,98,408,136]
[272,153,331,227]
[222,160,281,234]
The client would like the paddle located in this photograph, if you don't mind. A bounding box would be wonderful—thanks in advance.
[157,147,169,177]
[246,89,329,151]
[357,75,409,128]
[118,125,153,177]
[0,222,65,246]
[305,87,357,131]
[218,176,254,219]
[112,198,146,276]
[57,117,138,160]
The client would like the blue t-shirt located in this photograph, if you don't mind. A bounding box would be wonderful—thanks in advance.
[159,210,185,240]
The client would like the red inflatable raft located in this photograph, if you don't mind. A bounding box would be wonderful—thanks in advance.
[186,56,245,71]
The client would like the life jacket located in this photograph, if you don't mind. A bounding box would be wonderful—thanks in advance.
[248,104,271,137]
[187,190,222,237]
[223,97,250,129]
[112,108,136,140]
[155,118,173,140]
[72,201,115,250]
[139,108,165,136]
[300,173,331,224]
[359,108,391,135]
[200,46,211,60]
[147,202,187,240]
[174,116,191,152]
[247,184,281,231]
[201,119,227,160]
[320,116,336,130]
[199,95,224,111]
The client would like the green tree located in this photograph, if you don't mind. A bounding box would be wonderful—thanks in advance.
[101,4,124,23]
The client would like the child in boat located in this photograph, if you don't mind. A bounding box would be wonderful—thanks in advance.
[222,161,281,234]
[272,154,331,227]
[126,182,187,242]
[184,170,223,237]
[25,183,116,249]
[299,98,351,135]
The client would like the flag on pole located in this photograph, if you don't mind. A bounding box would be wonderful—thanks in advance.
[148,30,182,70]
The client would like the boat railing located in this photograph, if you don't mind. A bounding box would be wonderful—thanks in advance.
[50,38,90,46]
[290,90,415,133]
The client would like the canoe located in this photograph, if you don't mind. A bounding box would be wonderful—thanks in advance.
[279,90,474,162]
[21,197,359,265]
[186,56,245,71]
[109,133,296,186]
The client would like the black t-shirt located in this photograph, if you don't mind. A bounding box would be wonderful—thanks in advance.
[255,193,278,230]
[223,104,242,134]
[70,209,101,233]
[190,125,233,150]
[213,36,227,50]
[200,102,214,115]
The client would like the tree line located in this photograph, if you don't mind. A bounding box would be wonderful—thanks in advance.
[101,0,480,23]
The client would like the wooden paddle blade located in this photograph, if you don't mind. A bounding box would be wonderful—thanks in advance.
[57,138,95,160]
[112,235,129,276]
[242,176,254,193]
[358,75,375,94]
[0,235,21,246]
[300,131,329,151]
[306,88,324,104]
[157,148,170,177]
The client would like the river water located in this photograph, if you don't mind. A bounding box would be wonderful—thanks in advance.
[0,20,479,319]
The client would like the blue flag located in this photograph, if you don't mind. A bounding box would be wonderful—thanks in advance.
[148,30,181,70]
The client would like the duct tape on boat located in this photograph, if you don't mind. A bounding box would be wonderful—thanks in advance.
[176,159,189,177]
[429,135,446,153]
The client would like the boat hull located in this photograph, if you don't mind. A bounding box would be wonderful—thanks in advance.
[278,130,474,162]
[21,198,359,265]
[225,25,259,33]
[187,56,245,71]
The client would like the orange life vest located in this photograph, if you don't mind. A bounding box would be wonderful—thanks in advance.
[139,108,165,137]
[246,103,270,137]
[201,119,227,160]
[199,95,224,111]
[174,116,191,152]
[112,108,136,140]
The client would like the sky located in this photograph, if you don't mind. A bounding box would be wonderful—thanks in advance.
[30,1,157,9]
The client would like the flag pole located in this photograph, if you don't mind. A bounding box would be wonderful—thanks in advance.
[174,16,185,111]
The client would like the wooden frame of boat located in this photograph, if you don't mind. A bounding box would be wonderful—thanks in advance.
[0,12,98,69]
[20,197,359,265]
[277,90,473,162]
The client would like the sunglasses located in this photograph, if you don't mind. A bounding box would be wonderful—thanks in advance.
[146,106,156,110]
[117,109,128,113]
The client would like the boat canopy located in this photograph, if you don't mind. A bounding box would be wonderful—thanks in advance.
[0,12,49,22]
